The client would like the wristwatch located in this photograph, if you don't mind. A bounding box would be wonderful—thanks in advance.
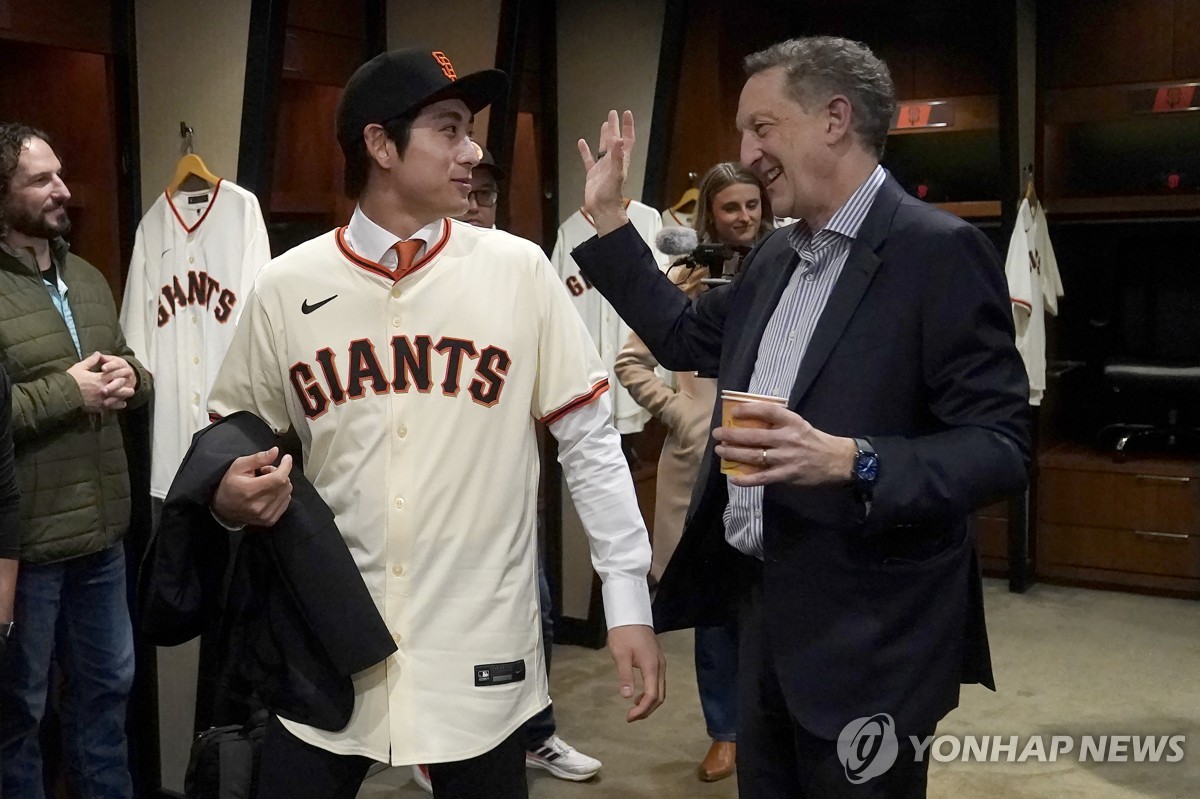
[851,437,879,498]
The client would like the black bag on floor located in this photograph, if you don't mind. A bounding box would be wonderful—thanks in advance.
[184,711,269,799]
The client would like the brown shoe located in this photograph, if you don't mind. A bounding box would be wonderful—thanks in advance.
[698,740,736,782]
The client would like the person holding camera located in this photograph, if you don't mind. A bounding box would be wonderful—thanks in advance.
[614,162,771,783]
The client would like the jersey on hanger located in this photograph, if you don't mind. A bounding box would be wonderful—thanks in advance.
[121,179,270,498]
[661,206,696,230]
[1004,198,1064,406]
[551,200,667,434]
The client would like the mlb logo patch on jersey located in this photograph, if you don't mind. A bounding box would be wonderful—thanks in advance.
[473,660,526,687]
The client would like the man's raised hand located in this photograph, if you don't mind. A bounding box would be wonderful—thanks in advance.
[577,109,636,236]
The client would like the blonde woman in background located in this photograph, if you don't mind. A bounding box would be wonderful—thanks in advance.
[615,162,773,783]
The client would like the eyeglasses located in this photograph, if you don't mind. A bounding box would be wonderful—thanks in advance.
[468,189,499,208]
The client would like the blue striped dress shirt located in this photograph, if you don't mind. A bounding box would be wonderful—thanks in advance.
[723,165,887,558]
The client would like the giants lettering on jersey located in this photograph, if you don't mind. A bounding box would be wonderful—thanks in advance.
[289,335,512,420]
[157,270,238,326]
[563,269,593,297]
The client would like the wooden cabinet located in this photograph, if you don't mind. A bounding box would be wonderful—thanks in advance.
[1040,0,1200,218]
[1036,443,1200,596]
[267,0,365,237]
[0,4,134,298]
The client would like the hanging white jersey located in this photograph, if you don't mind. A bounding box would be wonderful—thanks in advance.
[121,179,270,497]
[551,200,666,434]
[1004,198,1064,406]
[661,206,695,230]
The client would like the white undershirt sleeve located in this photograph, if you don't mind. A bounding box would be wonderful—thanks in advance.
[548,391,653,630]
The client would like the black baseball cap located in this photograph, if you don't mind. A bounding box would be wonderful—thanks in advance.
[474,143,507,181]
[336,47,509,153]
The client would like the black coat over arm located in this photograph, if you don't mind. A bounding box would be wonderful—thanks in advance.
[138,411,396,731]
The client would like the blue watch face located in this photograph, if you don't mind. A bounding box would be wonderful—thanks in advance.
[855,452,878,484]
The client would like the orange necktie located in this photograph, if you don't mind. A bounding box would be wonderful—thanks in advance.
[393,239,423,277]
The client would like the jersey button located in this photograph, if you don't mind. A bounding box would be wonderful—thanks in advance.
[394,497,405,509]
[392,564,403,577]
[392,632,401,643]
[188,256,195,264]
[392,318,402,328]
[397,425,408,439]
[193,357,200,365]
[391,287,401,299]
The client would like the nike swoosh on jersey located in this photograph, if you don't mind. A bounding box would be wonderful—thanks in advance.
[301,295,338,314]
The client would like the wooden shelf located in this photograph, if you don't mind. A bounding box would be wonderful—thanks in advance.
[1044,194,1200,218]
[934,200,1002,219]
[281,26,363,87]
[888,94,999,135]
[270,190,338,215]
[1045,80,1200,125]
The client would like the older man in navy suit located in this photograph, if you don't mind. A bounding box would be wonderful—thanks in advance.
[571,36,1030,798]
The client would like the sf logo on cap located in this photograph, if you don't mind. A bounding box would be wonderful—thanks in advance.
[432,51,458,80]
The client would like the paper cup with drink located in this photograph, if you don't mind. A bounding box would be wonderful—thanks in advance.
[719,390,788,476]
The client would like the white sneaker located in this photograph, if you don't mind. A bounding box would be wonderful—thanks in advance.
[525,735,602,781]
[411,764,433,793]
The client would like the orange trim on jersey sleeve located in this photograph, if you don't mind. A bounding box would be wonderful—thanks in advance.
[208,412,222,424]
[1010,297,1033,311]
[539,379,610,426]
[166,179,223,234]
[335,219,452,283]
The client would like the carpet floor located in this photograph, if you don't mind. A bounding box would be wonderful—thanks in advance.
[360,579,1199,798]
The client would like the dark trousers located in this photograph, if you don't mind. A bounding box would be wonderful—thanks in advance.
[255,715,527,799]
[521,545,556,748]
[737,571,933,799]
[427,727,527,799]
[695,621,739,741]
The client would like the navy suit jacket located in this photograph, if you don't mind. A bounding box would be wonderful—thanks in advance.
[572,174,1031,739]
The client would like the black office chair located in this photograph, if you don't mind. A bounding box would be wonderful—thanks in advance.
[1101,363,1200,456]
[1095,255,1200,458]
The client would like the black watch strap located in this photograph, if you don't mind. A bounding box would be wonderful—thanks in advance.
[851,437,878,494]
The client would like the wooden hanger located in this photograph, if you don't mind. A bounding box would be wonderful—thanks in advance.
[167,123,220,194]
[671,187,699,213]
[1022,164,1038,210]
[670,171,701,213]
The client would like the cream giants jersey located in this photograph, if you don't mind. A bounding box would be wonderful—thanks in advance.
[551,200,667,434]
[121,180,270,497]
[1004,198,1063,406]
[207,219,610,764]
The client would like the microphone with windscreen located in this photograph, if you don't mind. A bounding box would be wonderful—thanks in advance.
[654,226,749,285]
[656,226,700,257]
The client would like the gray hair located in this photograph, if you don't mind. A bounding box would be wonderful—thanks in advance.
[744,36,896,158]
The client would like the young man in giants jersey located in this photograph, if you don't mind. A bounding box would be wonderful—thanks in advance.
[408,146,604,794]
[205,48,664,799]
